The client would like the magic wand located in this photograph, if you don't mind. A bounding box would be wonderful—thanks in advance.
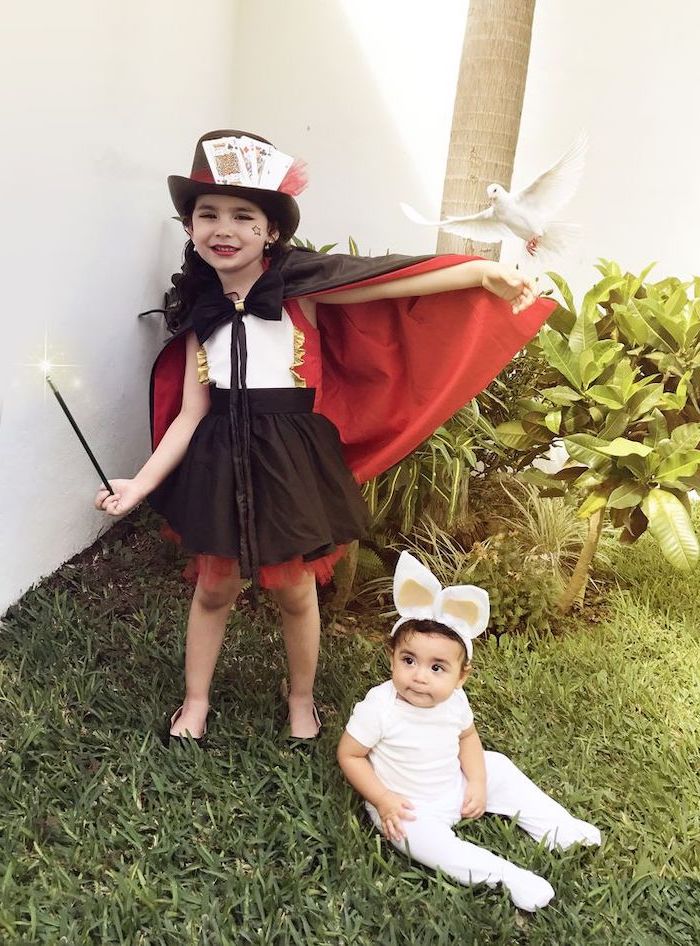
[45,375,114,495]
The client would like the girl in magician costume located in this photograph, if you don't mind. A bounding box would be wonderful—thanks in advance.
[95,129,556,743]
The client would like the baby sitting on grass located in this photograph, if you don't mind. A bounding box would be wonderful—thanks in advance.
[337,551,601,911]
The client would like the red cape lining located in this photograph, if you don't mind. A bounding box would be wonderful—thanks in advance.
[150,255,555,483]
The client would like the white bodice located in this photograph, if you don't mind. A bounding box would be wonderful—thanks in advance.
[204,308,299,389]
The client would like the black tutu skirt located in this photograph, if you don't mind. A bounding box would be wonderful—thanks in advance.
[148,387,369,570]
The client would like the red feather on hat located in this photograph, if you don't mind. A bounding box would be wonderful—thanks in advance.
[278,158,308,197]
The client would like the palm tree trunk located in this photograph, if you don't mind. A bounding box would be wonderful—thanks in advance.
[557,508,604,614]
[438,0,537,260]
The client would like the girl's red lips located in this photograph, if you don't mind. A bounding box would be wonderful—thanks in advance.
[211,244,239,254]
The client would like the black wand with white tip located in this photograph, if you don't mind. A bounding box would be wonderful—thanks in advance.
[46,375,114,495]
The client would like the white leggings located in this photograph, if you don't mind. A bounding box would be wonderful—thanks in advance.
[366,751,600,910]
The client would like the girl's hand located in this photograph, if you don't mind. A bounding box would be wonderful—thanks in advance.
[94,478,147,517]
[481,262,537,314]
[377,790,416,843]
[461,781,487,819]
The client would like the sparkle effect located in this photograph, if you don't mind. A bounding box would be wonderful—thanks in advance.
[22,328,113,494]
[22,328,79,401]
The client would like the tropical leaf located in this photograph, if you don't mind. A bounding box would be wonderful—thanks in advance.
[670,423,700,451]
[539,328,581,389]
[577,490,608,519]
[564,434,618,468]
[641,408,665,442]
[546,272,575,313]
[617,453,648,478]
[545,410,562,434]
[496,421,545,450]
[579,341,623,388]
[608,482,647,509]
[626,383,666,420]
[569,309,598,355]
[587,385,626,409]
[519,468,566,494]
[541,385,582,406]
[599,410,630,441]
[626,297,675,352]
[543,305,576,335]
[642,489,699,570]
[658,373,689,411]
[654,285,690,346]
[580,275,626,321]
[653,450,700,483]
[573,468,609,490]
[597,438,653,458]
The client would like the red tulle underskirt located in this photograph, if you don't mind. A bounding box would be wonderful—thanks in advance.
[161,525,347,590]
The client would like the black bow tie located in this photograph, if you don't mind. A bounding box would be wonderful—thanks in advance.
[192,267,285,344]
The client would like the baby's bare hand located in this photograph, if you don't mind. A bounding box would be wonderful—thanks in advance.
[461,783,487,820]
[377,790,416,843]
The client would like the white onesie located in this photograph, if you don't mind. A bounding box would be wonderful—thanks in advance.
[347,680,473,807]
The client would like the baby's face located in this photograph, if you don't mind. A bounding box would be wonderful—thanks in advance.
[391,631,469,708]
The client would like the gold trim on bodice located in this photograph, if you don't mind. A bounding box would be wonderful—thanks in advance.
[196,346,210,384]
[290,326,307,388]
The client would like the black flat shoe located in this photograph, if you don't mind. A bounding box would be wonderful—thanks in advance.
[285,703,322,747]
[278,679,322,744]
[162,705,208,748]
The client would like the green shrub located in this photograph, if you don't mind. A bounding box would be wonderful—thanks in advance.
[352,519,558,635]
[459,531,559,634]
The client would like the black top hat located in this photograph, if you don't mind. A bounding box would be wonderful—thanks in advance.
[168,130,303,241]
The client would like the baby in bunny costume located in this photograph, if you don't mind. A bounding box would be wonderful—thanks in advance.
[337,552,601,911]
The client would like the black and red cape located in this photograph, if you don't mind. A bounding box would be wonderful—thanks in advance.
[150,247,555,484]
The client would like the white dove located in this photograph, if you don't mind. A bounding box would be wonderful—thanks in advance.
[401,133,587,258]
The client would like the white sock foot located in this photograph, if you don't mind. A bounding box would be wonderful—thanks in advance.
[501,864,555,911]
[543,817,602,851]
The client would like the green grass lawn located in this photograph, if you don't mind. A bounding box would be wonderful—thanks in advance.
[1,511,698,945]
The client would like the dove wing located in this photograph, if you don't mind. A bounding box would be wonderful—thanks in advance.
[514,133,587,220]
[400,202,510,244]
[438,213,512,244]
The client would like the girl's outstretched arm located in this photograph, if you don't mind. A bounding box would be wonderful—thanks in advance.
[312,259,536,315]
[95,331,210,517]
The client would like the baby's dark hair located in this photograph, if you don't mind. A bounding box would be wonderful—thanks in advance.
[166,196,290,328]
[391,619,471,668]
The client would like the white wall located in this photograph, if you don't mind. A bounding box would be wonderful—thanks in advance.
[1,0,240,613]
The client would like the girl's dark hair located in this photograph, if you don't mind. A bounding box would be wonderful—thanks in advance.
[164,196,290,332]
[391,619,470,666]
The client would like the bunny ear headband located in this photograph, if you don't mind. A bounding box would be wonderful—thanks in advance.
[391,551,490,661]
